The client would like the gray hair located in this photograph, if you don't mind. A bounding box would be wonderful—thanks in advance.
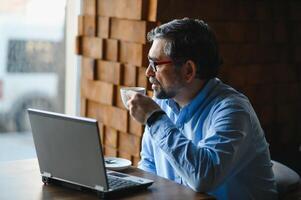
[147,18,223,79]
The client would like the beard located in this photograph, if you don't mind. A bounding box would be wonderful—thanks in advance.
[149,77,177,99]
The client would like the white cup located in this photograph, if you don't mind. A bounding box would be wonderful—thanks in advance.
[120,87,146,109]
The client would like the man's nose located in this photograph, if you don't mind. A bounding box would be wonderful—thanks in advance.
[145,65,155,77]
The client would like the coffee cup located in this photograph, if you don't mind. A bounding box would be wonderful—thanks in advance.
[120,87,146,109]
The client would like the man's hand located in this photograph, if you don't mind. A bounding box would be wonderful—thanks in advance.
[127,93,161,124]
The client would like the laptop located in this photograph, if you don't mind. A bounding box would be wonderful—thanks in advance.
[27,108,153,198]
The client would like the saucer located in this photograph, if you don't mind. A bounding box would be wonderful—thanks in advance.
[104,157,132,171]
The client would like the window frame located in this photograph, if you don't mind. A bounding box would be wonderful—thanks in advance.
[64,0,81,115]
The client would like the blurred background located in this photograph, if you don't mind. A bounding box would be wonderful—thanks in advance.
[0,0,67,161]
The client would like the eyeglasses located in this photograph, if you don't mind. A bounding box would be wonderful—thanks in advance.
[148,60,173,72]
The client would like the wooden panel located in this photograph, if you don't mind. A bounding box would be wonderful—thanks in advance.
[104,39,119,61]
[132,156,141,167]
[97,0,149,20]
[114,85,126,109]
[98,122,105,145]
[78,16,84,35]
[80,97,87,117]
[119,132,141,157]
[97,0,218,23]
[151,0,219,22]
[129,117,144,137]
[83,0,96,15]
[82,37,103,59]
[123,64,137,87]
[118,151,132,161]
[105,146,118,157]
[148,0,158,21]
[147,90,154,98]
[96,0,221,22]
[119,41,149,66]
[137,67,150,89]
[104,126,118,148]
[110,18,156,44]
[87,100,128,132]
[75,36,82,54]
[83,15,96,36]
[96,60,122,84]
[81,79,114,105]
[97,16,110,38]
[81,57,95,80]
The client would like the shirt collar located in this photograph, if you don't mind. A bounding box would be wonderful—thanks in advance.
[167,78,220,122]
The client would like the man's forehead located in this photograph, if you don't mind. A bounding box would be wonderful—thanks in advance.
[148,38,169,60]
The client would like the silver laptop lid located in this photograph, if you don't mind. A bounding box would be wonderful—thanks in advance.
[28,108,109,191]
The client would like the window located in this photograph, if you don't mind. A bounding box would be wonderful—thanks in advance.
[7,40,61,73]
[0,0,69,162]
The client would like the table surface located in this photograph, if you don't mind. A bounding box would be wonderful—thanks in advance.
[0,159,214,200]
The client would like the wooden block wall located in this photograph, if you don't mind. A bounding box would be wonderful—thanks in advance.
[77,0,157,166]
[204,1,300,173]
[77,0,301,172]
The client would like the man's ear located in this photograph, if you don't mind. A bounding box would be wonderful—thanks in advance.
[182,60,197,83]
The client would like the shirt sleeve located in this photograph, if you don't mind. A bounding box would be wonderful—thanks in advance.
[138,127,157,174]
[148,101,255,192]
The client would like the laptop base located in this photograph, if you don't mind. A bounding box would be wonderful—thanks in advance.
[42,176,152,199]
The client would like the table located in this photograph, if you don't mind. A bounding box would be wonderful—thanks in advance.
[0,159,214,200]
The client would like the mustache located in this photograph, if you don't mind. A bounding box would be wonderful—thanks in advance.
[149,77,159,84]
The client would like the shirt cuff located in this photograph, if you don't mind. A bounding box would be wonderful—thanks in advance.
[146,110,166,126]
[148,114,175,141]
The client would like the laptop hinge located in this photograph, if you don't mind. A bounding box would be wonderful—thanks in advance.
[94,185,104,191]
[42,172,51,178]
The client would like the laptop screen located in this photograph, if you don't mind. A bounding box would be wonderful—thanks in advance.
[28,108,109,191]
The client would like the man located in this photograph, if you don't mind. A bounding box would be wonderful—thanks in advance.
[127,18,277,199]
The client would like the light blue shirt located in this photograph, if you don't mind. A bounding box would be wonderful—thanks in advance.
[138,78,278,200]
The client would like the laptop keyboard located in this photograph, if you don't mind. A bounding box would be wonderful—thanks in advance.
[108,175,140,190]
